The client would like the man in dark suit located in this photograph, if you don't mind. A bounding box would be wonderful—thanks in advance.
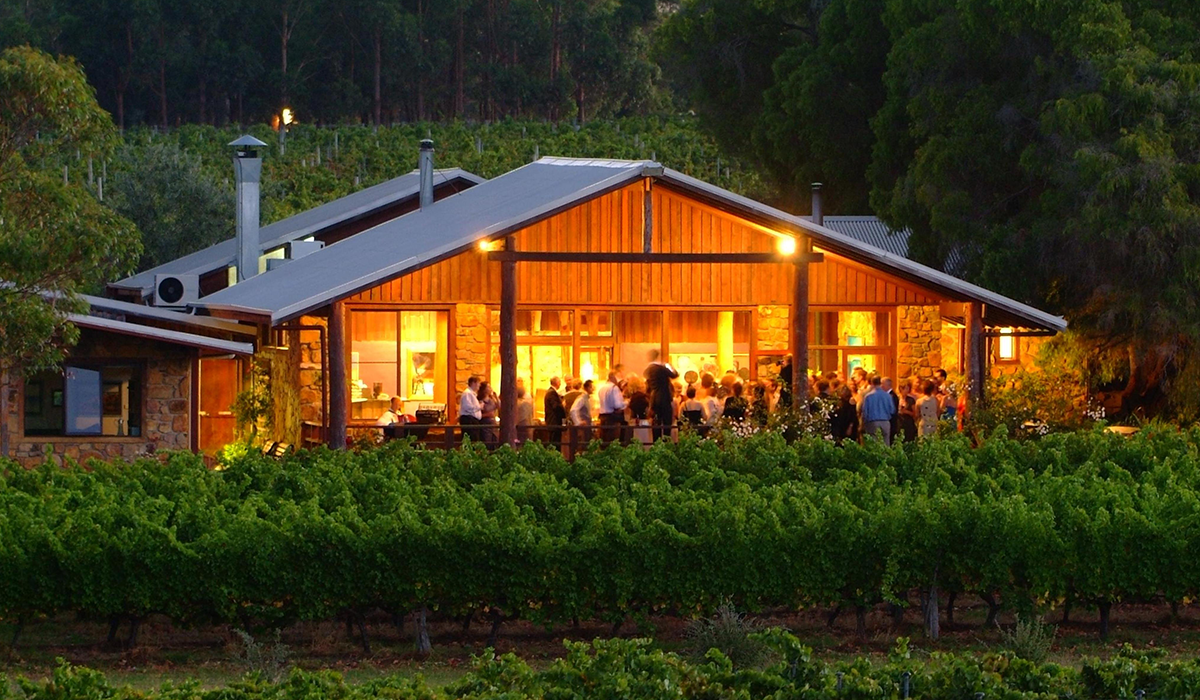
[543,376,566,449]
[643,349,679,440]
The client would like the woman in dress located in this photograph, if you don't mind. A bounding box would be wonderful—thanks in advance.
[917,379,940,438]
[478,381,499,446]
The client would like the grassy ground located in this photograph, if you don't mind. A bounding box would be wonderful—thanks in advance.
[3,599,1199,689]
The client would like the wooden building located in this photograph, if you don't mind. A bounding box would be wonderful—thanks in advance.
[193,157,1064,447]
[5,153,1065,463]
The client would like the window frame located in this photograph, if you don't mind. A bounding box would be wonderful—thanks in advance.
[22,360,148,439]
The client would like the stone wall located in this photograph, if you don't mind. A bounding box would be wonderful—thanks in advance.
[897,305,942,381]
[755,305,790,381]
[295,315,327,427]
[9,328,194,466]
[455,303,490,393]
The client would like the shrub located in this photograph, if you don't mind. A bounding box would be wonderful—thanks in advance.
[684,604,769,668]
[998,615,1056,664]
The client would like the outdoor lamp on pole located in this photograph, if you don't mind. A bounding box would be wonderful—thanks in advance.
[278,107,294,156]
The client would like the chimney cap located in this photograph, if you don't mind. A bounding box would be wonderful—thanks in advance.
[811,182,823,189]
[419,139,435,150]
[229,135,268,148]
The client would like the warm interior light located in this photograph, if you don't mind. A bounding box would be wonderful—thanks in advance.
[478,240,494,252]
[998,327,1015,360]
[776,236,797,256]
[281,108,294,126]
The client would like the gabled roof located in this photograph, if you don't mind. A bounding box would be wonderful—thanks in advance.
[660,169,1065,332]
[194,157,1065,333]
[70,314,254,355]
[110,168,484,297]
[196,158,656,323]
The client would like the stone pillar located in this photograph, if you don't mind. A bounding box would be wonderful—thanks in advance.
[897,305,942,382]
[454,303,490,400]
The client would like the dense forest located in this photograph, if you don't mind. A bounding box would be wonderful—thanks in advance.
[4,0,1200,417]
[0,0,666,128]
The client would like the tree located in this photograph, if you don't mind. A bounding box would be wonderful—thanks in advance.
[867,0,1200,417]
[0,46,140,456]
[108,141,233,272]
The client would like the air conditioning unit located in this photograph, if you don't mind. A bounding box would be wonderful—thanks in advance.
[153,274,199,307]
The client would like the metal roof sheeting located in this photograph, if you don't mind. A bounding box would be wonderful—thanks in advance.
[195,158,655,324]
[194,157,1064,333]
[814,216,909,257]
[80,293,255,336]
[70,314,255,355]
[658,169,1065,332]
[111,168,484,296]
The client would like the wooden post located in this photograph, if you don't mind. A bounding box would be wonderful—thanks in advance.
[791,243,810,411]
[328,301,348,449]
[642,179,653,254]
[499,237,518,447]
[965,301,985,411]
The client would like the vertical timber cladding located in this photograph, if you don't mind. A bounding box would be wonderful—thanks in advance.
[353,183,942,308]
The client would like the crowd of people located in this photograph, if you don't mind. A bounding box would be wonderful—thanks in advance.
[443,352,963,448]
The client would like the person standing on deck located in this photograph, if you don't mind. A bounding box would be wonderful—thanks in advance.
[643,349,679,440]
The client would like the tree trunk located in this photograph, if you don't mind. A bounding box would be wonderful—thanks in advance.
[280,9,290,106]
[0,363,12,458]
[1098,600,1112,638]
[372,28,382,126]
[854,605,867,638]
[982,592,1001,626]
[550,0,561,119]
[454,4,465,118]
[415,606,432,655]
[826,603,842,629]
[1120,343,1172,418]
[945,590,957,627]
[159,56,168,129]
[923,575,940,640]
[416,0,426,120]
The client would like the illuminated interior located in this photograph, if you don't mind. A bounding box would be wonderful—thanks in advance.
[998,327,1015,361]
[350,309,448,419]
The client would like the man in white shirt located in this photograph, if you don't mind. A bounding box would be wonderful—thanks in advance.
[514,383,535,442]
[597,367,627,442]
[568,381,592,446]
[459,375,482,441]
[375,397,402,427]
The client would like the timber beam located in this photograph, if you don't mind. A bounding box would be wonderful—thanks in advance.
[487,251,823,265]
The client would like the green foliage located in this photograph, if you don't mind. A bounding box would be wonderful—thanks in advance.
[4,0,667,128]
[81,117,766,268]
[107,141,233,271]
[998,615,1056,665]
[4,428,1200,644]
[17,640,1200,700]
[0,46,140,455]
[233,353,275,445]
[684,603,769,669]
[662,0,1200,419]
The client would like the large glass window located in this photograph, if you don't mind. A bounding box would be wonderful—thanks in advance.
[808,310,891,377]
[668,310,751,380]
[615,310,662,377]
[350,310,448,420]
[24,365,142,437]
